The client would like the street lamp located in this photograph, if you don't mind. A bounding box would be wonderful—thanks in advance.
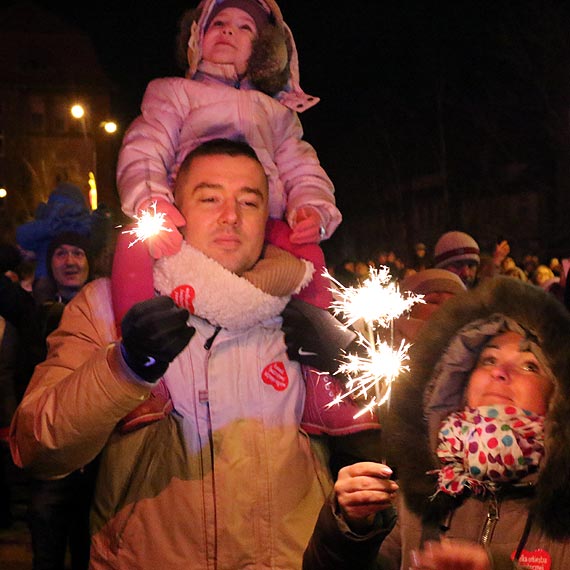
[69,103,119,210]
[70,104,85,119]
[102,121,117,134]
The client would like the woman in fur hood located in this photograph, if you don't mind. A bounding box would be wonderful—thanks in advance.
[303,276,570,570]
[116,0,341,259]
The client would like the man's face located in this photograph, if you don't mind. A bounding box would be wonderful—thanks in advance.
[176,153,269,275]
[444,260,479,287]
[51,245,89,291]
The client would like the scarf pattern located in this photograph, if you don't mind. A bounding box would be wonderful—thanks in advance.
[434,405,544,496]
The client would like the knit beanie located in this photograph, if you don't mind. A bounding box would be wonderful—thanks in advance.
[46,231,92,280]
[434,231,480,269]
[400,268,466,297]
[205,0,270,32]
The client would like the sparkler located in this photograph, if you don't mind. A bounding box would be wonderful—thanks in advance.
[325,266,424,416]
[122,201,172,248]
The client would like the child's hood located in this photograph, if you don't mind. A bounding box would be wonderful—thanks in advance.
[186,0,318,112]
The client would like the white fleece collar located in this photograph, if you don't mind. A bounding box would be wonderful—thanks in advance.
[153,243,290,331]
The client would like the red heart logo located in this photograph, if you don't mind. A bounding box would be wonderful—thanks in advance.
[171,285,195,313]
[262,362,289,391]
[511,549,551,570]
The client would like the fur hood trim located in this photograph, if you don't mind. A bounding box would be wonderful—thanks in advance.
[179,0,318,111]
[384,277,570,539]
[153,242,311,331]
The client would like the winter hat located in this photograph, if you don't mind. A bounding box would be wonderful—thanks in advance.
[46,231,92,280]
[205,0,270,33]
[434,231,480,269]
[400,268,466,297]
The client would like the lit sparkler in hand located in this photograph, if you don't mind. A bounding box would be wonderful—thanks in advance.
[325,266,424,416]
[122,201,173,248]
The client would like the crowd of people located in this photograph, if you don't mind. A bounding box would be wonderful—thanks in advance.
[330,230,568,305]
[2,1,570,569]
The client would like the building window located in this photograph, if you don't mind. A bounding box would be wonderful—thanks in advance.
[29,96,46,132]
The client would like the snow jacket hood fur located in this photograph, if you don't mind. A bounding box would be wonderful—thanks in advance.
[384,276,570,541]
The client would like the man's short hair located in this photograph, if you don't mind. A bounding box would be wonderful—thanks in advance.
[175,138,264,194]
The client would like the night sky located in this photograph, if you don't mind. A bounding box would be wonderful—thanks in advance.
[11,1,570,260]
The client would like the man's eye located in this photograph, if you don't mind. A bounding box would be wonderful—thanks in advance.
[240,24,253,32]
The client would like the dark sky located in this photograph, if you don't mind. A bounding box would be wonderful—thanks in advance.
[12,1,570,259]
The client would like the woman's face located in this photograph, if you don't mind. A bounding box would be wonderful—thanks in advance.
[466,331,553,414]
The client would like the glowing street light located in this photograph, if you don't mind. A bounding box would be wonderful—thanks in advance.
[70,104,85,119]
[102,121,117,134]
[0,187,7,199]
[69,103,119,210]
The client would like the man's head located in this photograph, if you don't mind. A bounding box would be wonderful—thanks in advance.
[47,231,91,300]
[400,268,466,322]
[174,138,269,276]
[434,231,480,288]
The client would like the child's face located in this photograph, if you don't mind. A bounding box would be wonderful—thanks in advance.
[202,7,258,76]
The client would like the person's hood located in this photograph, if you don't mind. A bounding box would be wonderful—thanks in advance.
[384,276,570,540]
[186,0,318,112]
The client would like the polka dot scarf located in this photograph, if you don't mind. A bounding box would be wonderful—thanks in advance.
[434,405,545,496]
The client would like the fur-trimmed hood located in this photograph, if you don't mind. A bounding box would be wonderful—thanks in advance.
[177,0,318,111]
[385,276,570,540]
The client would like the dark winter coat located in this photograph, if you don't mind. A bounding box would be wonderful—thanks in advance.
[304,277,570,570]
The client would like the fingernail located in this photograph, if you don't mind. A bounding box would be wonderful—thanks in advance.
[410,549,420,567]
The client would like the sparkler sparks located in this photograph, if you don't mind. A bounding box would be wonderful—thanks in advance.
[331,334,411,417]
[325,266,424,415]
[122,201,172,248]
[328,266,420,328]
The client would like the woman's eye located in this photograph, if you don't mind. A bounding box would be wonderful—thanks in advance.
[522,361,540,373]
[479,355,496,366]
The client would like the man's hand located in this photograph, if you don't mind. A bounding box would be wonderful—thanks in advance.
[281,298,356,373]
[335,462,398,531]
[290,206,324,244]
[410,540,492,570]
[493,240,510,268]
[139,198,186,259]
[121,296,195,382]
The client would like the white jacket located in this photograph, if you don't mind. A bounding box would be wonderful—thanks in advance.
[11,245,332,569]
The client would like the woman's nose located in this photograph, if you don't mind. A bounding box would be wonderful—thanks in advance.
[491,364,510,382]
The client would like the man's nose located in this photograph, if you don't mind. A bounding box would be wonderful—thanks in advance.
[221,24,234,35]
[219,200,239,224]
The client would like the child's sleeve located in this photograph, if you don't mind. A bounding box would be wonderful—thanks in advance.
[273,112,342,240]
[116,78,189,217]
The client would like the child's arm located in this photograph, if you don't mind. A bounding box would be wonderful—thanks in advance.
[272,112,342,241]
[116,78,189,218]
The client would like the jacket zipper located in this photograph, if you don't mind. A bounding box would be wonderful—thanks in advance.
[480,493,499,545]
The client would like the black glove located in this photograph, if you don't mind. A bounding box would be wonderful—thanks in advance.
[281,298,357,373]
[120,296,195,382]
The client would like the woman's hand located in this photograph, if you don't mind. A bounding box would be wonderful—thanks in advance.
[335,462,398,531]
[411,540,492,570]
